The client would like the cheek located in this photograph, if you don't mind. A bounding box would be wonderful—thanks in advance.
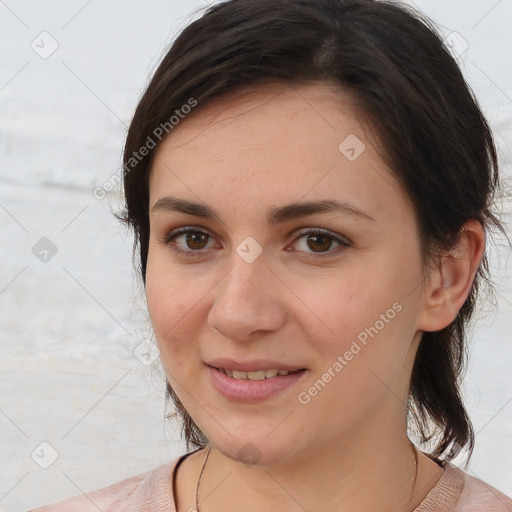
[293,265,405,349]
[298,259,421,386]
[144,248,201,357]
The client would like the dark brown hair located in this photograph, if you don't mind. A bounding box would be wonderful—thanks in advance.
[119,0,505,461]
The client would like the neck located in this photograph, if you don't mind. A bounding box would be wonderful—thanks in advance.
[196,412,419,512]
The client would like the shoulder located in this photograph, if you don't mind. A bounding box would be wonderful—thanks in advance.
[28,456,183,512]
[451,464,512,512]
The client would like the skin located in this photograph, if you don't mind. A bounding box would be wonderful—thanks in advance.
[145,81,485,512]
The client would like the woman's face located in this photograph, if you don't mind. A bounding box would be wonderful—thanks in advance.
[146,82,428,465]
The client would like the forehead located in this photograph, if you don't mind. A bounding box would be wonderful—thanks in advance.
[155,81,365,156]
[149,81,408,222]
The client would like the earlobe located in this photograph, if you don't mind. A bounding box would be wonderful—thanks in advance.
[417,220,485,332]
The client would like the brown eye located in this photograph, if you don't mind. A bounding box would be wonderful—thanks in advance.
[161,226,350,259]
[160,227,216,257]
[305,234,334,252]
[291,228,351,258]
[183,231,210,250]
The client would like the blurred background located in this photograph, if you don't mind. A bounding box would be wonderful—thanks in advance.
[0,0,511,510]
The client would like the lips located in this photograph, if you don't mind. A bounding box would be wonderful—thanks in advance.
[207,364,308,402]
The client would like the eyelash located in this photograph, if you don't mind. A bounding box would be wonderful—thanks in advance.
[159,226,351,259]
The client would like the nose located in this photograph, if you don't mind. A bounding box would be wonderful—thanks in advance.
[207,252,286,343]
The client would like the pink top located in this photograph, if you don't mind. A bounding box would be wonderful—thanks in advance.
[30,451,512,512]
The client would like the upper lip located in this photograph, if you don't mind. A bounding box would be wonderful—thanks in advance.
[206,358,306,372]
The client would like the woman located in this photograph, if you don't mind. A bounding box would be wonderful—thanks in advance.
[32,0,512,510]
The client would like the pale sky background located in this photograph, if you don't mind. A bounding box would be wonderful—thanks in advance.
[0,0,511,510]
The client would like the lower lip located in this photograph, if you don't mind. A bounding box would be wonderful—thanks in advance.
[207,365,308,403]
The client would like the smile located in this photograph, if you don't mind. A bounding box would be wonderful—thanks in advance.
[207,365,308,402]
[215,368,301,380]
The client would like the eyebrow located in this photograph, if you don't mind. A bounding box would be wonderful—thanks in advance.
[151,196,375,225]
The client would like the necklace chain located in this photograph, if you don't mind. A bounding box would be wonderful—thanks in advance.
[195,444,211,512]
[195,443,418,512]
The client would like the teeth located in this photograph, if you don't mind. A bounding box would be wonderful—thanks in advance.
[221,368,293,380]
[247,370,266,380]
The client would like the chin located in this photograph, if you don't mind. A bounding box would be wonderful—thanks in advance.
[208,428,305,468]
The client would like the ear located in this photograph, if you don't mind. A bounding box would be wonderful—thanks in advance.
[417,220,485,332]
